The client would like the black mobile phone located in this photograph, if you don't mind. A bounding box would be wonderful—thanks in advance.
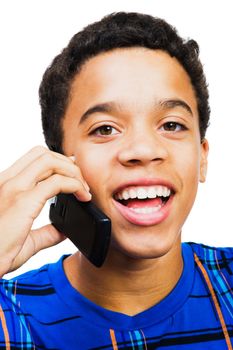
[49,193,111,267]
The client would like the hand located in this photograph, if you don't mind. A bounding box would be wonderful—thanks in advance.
[0,146,91,276]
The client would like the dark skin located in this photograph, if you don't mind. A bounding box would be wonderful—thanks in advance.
[62,48,209,315]
[64,240,183,315]
[0,47,208,315]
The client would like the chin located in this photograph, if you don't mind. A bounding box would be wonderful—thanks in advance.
[110,229,181,261]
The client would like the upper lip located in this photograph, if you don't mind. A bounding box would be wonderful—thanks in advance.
[112,178,176,197]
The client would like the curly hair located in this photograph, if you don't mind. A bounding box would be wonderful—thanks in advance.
[39,12,210,153]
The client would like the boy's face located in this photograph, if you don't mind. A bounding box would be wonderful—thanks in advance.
[63,48,208,260]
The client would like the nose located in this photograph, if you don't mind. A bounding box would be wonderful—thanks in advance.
[117,127,168,167]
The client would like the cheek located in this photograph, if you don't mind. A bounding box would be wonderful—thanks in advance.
[176,142,201,198]
[183,156,200,180]
[74,144,111,190]
[174,137,200,172]
[75,152,97,180]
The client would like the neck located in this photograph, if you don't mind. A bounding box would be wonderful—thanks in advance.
[64,239,183,316]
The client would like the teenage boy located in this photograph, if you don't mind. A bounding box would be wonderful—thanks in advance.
[0,12,232,350]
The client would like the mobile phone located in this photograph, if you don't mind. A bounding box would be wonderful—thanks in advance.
[49,193,111,267]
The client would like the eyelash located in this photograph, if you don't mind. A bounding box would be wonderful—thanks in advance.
[90,125,119,136]
[90,121,187,137]
[160,121,187,132]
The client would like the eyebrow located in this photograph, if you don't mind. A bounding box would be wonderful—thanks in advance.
[79,102,117,124]
[159,99,193,116]
[79,98,193,124]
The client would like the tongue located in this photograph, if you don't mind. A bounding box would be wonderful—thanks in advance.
[125,198,163,209]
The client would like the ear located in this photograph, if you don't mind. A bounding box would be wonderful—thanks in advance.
[199,139,209,183]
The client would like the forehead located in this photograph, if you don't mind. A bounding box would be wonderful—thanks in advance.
[68,47,197,116]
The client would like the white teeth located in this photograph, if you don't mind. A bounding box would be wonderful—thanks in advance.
[115,185,171,201]
[122,190,130,200]
[137,188,148,199]
[117,192,123,200]
[129,188,137,199]
[157,186,163,196]
[130,206,162,214]
[147,187,157,198]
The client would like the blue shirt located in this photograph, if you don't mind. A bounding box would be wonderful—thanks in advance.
[0,242,233,349]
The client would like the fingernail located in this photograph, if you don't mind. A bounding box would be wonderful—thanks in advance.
[86,192,92,200]
[83,181,90,192]
[74,191,92,201]
[69,155,75,162]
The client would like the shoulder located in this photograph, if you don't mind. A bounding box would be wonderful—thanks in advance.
[187,242,233,267]
[0,265,52,348]
[187,242,233,275]
[187,242,233,301]
[186,242,233,322]
[0,262,53,299]
[0,260,54,315]
[0,254,68,305]
[0,257,67,347]
[0,256,65,315]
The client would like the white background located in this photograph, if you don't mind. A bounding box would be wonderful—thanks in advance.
[0,0,232,277]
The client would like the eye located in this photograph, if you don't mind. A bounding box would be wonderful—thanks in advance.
[160,121,187,132]
[92,125,119,136]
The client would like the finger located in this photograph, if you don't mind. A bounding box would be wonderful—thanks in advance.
[0,146,48,184]
[34,174,92,202]
[0,146,74,186]
[6,152,87,192]
[1,151,90,199]
[16,174,92,220]
[30,224,67,253]
[9,224,67,272]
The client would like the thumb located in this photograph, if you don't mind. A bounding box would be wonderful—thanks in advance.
[9,224,66,273]
[30,224,66,253]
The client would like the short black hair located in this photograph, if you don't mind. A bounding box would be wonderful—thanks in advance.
[39,12,210,153]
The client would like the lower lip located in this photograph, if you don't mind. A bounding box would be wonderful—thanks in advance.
[113,196,174,226]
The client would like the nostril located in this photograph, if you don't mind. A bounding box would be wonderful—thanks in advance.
[129,159,140,164]
[126,158,163,165]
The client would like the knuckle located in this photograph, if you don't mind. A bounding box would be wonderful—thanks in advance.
[0,176,30,202]
[0,180,14,199]
[31,145,48,153]
[73,179,85,193]
[40,151,54,166]
[13,192,25,207]
[30,145,48,156]
[50,174,80,192]
[51,174,62,185]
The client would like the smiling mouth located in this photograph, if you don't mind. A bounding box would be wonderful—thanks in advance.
[113,185,174,214]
